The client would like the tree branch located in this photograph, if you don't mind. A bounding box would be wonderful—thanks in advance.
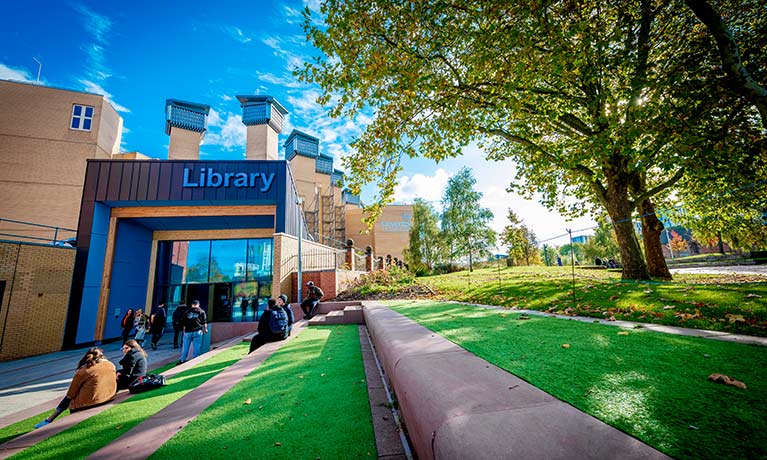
[632,167,685,204]
[684,0,767,128]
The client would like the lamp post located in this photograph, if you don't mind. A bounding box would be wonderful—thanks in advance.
[297,197,303,304]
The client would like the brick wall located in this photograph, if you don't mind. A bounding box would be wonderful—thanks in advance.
[0,242,75,361]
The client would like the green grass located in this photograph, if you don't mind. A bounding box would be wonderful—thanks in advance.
[387,300,767,460]
[422,266,767,336]
[0,359,181,445]
[152,325,376,459]
[9,344,249,459]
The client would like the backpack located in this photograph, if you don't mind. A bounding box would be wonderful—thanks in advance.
[268,308,288,335]
[128,374,166,394]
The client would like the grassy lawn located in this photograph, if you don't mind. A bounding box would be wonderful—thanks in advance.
[9,344,249,459]
[0,360,178,445]
[387,300,767,460]
[152,325,376,459]
[421,266,767,336]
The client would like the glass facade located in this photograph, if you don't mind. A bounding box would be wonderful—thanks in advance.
[155,238,273,323]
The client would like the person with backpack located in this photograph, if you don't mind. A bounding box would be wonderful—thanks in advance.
[300,281,324,319]
[277,294,294,335]
[179,300,208,364]
[171,301,188,349]
[149,302,167,350]
[249,298,288,353]
[116,339,148,390]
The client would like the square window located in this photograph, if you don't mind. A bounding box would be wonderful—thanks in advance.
[70,104,94,131]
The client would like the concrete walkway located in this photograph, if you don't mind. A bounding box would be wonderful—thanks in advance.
[0,335,184,421]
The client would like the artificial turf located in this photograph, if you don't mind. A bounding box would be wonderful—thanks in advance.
[151,325,377,459]
[0,360,178,445]
[9,343,249,459]
[388,300,767,460]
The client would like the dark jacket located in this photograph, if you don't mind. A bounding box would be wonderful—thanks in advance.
[182,306,207,332]
[257,307,289,339]
[118,349,147,379]
[172,304,188,328]
[151,306,167,331]
[306,285,324,301]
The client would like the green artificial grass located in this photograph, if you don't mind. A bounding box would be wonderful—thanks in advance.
[422,266,767,336]
[388,300,767,459]
[9,343,248,460]
[0,359,181,445]
[152,325,376,459]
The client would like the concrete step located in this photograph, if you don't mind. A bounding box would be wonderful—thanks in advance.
[308,305,365,326]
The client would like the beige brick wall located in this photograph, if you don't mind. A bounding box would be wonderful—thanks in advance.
[0,80,122,235]
[246,124,279,160]
[0,242,75,361]
[346,205,411,260]
[168,127,202,160]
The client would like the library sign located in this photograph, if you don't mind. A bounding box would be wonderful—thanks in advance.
[183,167,275,191]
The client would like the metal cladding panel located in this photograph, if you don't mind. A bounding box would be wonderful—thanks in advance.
[129,163,141,201]
[106,163,124,201]
[156,163,173,201]
[170,163,185,201]
[63,247,90,347]
[95,162,111,201]
[119,162,134,200]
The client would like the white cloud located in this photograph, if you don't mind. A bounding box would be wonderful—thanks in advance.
[220,94,233,101]
[203,112,246,151]
[256,71,305,89]
[74,5,112,82]
[0,63,39,83]
[74,4,111,43]
[394,168,451,204]
[224,26,252,44]
[80,79,131,112]
[283,6,302,24]
[287,90,323,116]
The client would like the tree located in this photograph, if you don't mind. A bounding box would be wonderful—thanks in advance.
[581,221,621,262]
[403,198,443,273]
[440,168,495,271]
[301,0,765,281]
[669,230,689,254]
[500,209,539,266]
[541,245,559,266]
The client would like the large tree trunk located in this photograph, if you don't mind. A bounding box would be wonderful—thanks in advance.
[637,199,672,279]
[603,166,651,281]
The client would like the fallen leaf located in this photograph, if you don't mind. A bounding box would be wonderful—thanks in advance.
[726,314,746,323]
[617,331,629,336]
[298,375,304,379]
[243,398,251,405]
[708,373,747,389]
[662,305,675,310]
[745,293,762,298]
[115,425,123,430]
[321,373,326,377]
[644,289,653,294]
[274,442,282,447]
[561,344,571,349]
[607,316,617,321]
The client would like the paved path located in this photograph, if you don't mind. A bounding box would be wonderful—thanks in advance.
[670,264,767,276]
[0,337,182,421]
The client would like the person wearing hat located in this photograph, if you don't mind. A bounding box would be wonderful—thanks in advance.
[277,294,295,335]
[300,281,324,319]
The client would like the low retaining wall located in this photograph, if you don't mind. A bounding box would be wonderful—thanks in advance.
[363,301,669,460]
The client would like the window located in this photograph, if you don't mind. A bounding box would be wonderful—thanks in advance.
[70,104,94,131]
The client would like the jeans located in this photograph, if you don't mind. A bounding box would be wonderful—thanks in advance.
[180,330,203,363]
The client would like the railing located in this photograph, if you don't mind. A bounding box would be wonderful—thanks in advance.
[0,218,76,246]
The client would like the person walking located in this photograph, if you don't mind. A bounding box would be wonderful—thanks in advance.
[120,308,135,342]
[249,298,289,353]
[179,300,208,364]
[300,281,324,319]
[133,309,149,346]
[34,348,116,428]
[171,301,188,349]
[149,302,167,350]
[277,294,294,335]
[116,339,148,390]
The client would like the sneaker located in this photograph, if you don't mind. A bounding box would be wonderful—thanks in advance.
[151,343,157,350]
[34,420,50,429]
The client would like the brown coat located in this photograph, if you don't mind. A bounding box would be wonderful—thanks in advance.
[66,359,117,410]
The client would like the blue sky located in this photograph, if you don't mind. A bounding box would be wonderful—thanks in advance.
[0,0,594,245]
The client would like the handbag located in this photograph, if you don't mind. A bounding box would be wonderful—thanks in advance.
[128,374,167,394]
[134,326,146,341]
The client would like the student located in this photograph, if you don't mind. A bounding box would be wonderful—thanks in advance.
[120,308,135,342]
[133,309,149,346]
[34,348,117,428]
[179,300,208,364]
[171,301,188,349]
[116,339,148,390]
[249,298,289,353]
[149,302,167,350]
[300,281,324,319]
[277,294,294,335]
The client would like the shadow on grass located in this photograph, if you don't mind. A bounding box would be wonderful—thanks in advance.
[389,300,767,460]
[9,344,248,460]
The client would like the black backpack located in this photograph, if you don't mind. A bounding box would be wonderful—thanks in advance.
[128,374,166,394]
[269,308,288,335]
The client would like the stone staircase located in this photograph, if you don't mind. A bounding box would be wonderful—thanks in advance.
[307,301,364,326]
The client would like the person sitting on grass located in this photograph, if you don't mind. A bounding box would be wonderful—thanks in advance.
[116,339,148,390]
[34,348,117,429]
[277,294,295,335]
[249,298,289,353]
